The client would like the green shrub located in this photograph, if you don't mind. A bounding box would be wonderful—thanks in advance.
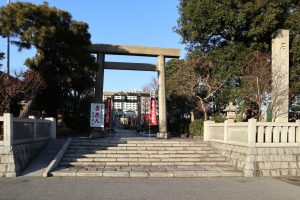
[189,119,203,136]
[211,115,226,123]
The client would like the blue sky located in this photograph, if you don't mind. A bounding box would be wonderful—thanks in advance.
[0,0,186,91]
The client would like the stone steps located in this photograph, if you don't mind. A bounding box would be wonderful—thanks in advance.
[68,143,210,147]
[59,161,232,167]
[66,148,216,152]
[66,149,216,154]
[51,138,243,177]
[71,139,206,144]
[67,146,214,151]
[61,157,228,163]
[63,153,223,158]
[51,166,243,178]
[67,150,217,155]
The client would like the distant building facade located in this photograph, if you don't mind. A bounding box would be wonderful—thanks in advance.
[103,91,150,114]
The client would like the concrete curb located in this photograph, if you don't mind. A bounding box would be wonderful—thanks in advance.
[42,138,72,177]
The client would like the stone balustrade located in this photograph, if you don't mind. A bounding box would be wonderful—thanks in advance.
[204,119,300,147]
[0,113,56,177]
[256,122,300,146]
[204,119,300,177]
[2,113,56,145]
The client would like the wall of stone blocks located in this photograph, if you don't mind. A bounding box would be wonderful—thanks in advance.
[211,142,300,177]
[0,140,48,177]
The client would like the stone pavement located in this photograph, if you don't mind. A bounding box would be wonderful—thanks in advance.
[0,176,299,200]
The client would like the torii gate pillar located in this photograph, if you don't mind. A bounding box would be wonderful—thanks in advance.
[157,55,168,139]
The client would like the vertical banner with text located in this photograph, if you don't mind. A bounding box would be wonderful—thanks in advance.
[150,98,157,125]
[105,97,112,128]
[90,103,105,127]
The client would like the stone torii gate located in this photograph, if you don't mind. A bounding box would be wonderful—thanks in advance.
[89,44,180,139]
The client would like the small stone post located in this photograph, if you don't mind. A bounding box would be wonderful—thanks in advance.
[203,121,214,141]
[224,120,229,143]
[247,118,257,148]
[45,117,56,139]
[243,118,257,177]
[3,113,13,146]
[29,116,37,140]
[190,111,195,122]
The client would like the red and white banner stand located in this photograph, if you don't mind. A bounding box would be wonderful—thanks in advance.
[105,97,112,129]
[150,97,157,125]
[149,97,157,138]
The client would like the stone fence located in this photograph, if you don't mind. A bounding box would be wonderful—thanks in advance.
[204,119,300,177]
[204,119,300,147]
[0,113,56,177]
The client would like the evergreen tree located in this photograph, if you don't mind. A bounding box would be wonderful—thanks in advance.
[174,0,300,120]
[0,2,96,131]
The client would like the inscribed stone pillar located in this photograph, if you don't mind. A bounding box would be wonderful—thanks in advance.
[157,55,168,139]
[272,29,289,122]
[93,53,105,137]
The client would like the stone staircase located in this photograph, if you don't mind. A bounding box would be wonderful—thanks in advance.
[51,138,243,177]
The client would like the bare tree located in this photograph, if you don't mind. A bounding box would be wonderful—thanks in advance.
[238,52,272,121]
[142,77,158,116]
[142,77,158,93]
[167,53,226,120]
[237,51,290,122]
[0,68,45,116]
[270,63,290,121]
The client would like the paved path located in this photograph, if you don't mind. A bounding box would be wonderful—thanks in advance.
[0,177,299,200]
[21,138,68,176]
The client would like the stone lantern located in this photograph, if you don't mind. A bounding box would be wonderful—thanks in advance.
[224,102,238,122]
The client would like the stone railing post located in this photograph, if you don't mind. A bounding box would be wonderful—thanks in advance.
[203,121,214,141]
[296,120,300,143]
[45,117,56,139]
[244,118,257,177]
[29,116,37,140]
[224,120,229,143]
[248,118,257,148]
[3,113,13,146]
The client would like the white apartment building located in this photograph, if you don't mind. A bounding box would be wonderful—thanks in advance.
[103,91,151,114]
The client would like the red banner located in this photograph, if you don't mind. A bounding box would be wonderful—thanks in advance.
[150,98,157,125]
[105,97,112,127]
